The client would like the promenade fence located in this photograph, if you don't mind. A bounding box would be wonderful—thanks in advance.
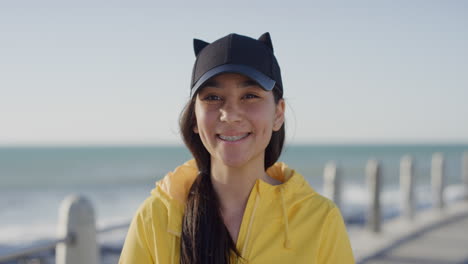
[1,151,467,264]
[0,195,128,264]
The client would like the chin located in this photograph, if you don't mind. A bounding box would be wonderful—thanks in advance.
[210,146,266,169]
[219,156,250,168]
[217,151,264,169]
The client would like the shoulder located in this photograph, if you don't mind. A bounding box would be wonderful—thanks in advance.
[122,187,181,250]
[294,191,353,262]
[304,192,338,214]
[290,189,340,226]
[134,185,185,238]
[135,191,168,218]
[279,170,341,226]
[314,197,355,262]
[136,186,184,225]
[127,191,169,238]
[283,170,337,217]
[120,188,181,263]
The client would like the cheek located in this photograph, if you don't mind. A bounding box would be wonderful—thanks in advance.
[193,104,205,134]
[250,110,275,140]
[194,106,216,134]
[194,110,204,131]
[249,105,276,129]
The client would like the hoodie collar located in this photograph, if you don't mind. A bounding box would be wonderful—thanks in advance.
[153,159,316,239]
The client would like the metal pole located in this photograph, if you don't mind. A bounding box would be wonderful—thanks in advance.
[323,161,341,209]
[463,152,468,201]
[431,153,445,210]
[400,155,415,221]
[0,237,68,262]
[366,159,381,233]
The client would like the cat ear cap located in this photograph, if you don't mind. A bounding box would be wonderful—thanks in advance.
[190,32,283,98]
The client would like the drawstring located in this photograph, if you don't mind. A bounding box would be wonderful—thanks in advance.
[279,187,291,249]
[241,194,260,257]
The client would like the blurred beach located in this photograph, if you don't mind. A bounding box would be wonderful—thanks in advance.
[1,0,467,262]
[1,144,467,260]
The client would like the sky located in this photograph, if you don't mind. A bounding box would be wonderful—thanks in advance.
[1,0,467,146]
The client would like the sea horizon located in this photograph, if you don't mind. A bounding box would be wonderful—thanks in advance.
[2,141,468,147]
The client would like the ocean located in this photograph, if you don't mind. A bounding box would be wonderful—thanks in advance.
[0,144,467,260]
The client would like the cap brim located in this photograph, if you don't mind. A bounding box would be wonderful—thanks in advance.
[191,64,276,97]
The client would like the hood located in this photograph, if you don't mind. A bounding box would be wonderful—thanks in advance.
[151,159,317,248]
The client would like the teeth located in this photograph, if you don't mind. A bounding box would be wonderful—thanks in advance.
[218,133,249,141]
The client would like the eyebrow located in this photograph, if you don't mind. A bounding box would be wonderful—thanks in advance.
[202,79,259,89]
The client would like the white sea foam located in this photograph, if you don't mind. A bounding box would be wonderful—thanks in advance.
[0,185,150,250]
[330,183,466,224]
[0,224,57,246]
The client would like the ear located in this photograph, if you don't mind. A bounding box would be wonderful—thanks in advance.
[194,39,209,56]
[258,32,274,52]
[193,123,199,134]
[273,99,285,131]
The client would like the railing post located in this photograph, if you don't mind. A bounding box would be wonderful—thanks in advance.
[431,153,445,210]
[366,159,381,233]
[463,152,468,201]
[56,195,98,264]
[323,161,341,208]
[400,155,415,221]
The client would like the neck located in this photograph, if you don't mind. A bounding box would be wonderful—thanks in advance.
[210,158,264,212]
[210,157,282,212]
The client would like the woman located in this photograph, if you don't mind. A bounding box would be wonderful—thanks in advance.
[119,32,354,264]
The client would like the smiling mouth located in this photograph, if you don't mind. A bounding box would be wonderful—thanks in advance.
[217,133,251,142]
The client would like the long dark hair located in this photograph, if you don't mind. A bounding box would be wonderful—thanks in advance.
[179,86,285,264]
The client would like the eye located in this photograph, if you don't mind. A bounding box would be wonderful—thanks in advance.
[202,94,222,101]
[243,93,260,100]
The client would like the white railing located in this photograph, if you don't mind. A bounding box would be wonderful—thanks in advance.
[0,195,129,264]
[1,151,467,263]
[0,237,69,263]
[323,151,468,233]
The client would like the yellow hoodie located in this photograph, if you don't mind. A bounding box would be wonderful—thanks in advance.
[119,160,355,264]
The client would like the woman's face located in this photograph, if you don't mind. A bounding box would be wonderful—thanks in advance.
[193,73,285,169]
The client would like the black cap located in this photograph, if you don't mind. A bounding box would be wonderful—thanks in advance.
[190,32,283,98]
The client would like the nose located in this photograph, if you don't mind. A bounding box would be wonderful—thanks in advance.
[219,100,243,123]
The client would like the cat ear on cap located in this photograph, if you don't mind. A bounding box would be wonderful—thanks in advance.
[258,32,274,52]
[193,39,209,56]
